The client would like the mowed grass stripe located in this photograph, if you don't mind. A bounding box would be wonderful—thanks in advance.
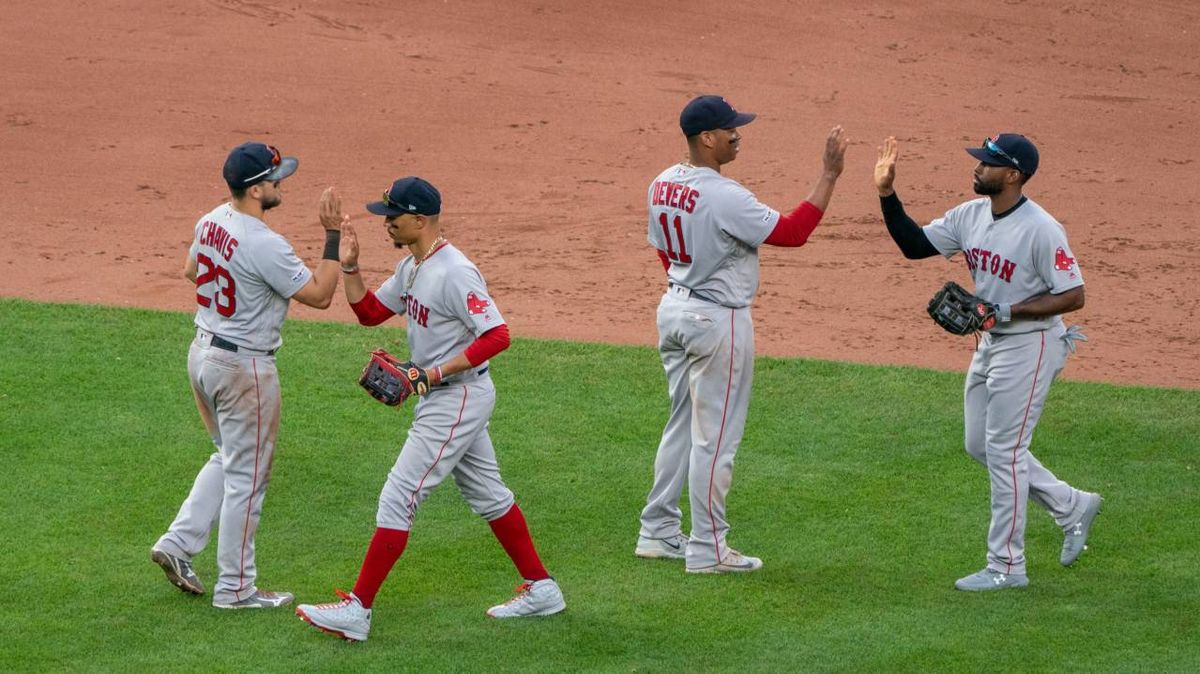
[0,298,1196,672]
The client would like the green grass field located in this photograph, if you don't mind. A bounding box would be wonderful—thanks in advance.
[1,298,1196,672]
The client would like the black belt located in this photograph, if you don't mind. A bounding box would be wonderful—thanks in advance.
[211,334,277,356]
[436,365,489,387]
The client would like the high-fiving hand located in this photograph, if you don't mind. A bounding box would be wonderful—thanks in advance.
[319,186,351,231]
[875,136,899,197]
[823,125,849,177]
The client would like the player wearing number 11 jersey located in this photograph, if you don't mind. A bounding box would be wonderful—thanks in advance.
[637,96,848,573]
[151,142,345,609]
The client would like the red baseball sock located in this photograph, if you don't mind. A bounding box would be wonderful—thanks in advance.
[488,504,550,581]
[352,527,409,609]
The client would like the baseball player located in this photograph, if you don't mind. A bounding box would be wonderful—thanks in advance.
[150,142,346,608]
[873,133,1103,591]
[295,176,564,642]
[637,95,848,573]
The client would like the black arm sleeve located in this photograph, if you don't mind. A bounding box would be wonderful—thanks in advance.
[880,192,940,260]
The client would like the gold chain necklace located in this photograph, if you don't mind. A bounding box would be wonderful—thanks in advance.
[407,235,447,288]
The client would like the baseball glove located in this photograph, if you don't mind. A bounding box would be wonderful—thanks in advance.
[927,281,997,335]
[359,350,416,406]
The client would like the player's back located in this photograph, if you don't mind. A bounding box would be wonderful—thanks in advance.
[646,163,778,308]
[190,203,311,351]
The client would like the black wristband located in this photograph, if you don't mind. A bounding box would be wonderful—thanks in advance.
[322,229,341,261]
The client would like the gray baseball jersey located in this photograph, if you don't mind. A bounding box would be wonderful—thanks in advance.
[646,163,780,308]
[371,242,514,531]
[189,203,312,351]
[923,197,1084,334]
[158,202,306,605]
[923,196,1091,576]
[640,163,781,570]
[374,243,505,366]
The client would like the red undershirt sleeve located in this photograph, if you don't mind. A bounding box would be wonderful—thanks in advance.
[656,249,671,273]
[464,324,511,366]
[763,201,824,247]
[349,290,396,327]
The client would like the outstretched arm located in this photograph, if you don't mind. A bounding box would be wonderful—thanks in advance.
[875,137,939,259]
[763,126,848,247]
[292,187,348,309]
[802,125,848,212]
[338,223,398,327]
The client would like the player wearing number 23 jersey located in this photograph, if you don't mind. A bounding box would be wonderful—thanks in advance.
[152,142,345,609]
[637,95,848,574]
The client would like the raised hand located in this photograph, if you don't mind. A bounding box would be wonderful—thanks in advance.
[319,186,350,231]
[875,137,898,196]
[823,125,848,177]
[340,223,360,268]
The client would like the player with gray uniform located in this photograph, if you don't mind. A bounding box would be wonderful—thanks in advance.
[151,142,346,608]
[637,95,848,573]
[295,177,563,642]
[874,133,1103,591]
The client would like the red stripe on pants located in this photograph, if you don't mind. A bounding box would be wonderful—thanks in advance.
[706,310,736,564]
[236,357,264,600]
[1003,333,1045,573]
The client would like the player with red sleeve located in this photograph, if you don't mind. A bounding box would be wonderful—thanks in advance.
[638,95,848,573]
[295,177,564,643]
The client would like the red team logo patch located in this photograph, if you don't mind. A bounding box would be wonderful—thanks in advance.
[1054,246,1076,271]
[466,291,490,315]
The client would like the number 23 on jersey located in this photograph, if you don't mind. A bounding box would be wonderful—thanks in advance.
[195,253,237,316]
[658,212,692,264]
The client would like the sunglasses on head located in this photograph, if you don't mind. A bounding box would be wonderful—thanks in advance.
[241,145,284,184]
[983,137,1020,169]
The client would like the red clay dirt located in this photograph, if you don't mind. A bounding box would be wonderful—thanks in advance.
[2,0,1197,389]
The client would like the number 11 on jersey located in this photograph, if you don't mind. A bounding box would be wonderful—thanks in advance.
[658,212,692,264]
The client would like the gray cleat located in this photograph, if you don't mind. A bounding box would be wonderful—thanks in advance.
[955,568,1029,592]
[151,547,205,595]
[213,589,294,610]
[1061,492,1103,566]
[685,549,763,574]
[635,534,689,560]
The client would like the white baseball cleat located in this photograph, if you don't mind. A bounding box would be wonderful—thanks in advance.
[213,589,294,609]
[685,549,763,574]
[296,590,372,642]
[486,578,566,618]
[954,568,1029,592]
[635,534,689,560]
[1061,492,1103,566]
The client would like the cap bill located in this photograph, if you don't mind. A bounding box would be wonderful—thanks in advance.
[365,200,406,216]
[728,111,757,128]
[263,156,299,182]
[965,147,1012,167]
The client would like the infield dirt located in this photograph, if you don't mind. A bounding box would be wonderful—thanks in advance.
[2,0,1197,388]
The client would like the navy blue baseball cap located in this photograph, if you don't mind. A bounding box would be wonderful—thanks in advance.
[222,142,298,188]
[366,176,442,217]
[680,95,757,137]
[966,134,1039,176]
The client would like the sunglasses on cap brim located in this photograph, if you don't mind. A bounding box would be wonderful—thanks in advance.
[982,137,1021,169]
[381,190,421,215]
